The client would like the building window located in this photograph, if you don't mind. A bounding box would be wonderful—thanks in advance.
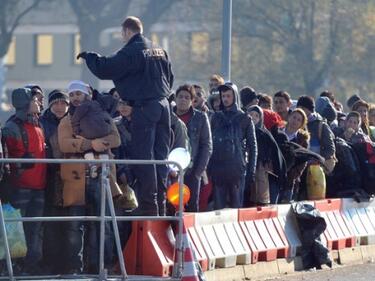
[151,33,159,45]
[191,32,209,63]
[4,37,16,66]
[74,34,81,64]
[36,34,53,65]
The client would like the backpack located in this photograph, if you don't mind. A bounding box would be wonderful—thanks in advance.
[317,120,337,174]
[326,137,362,197]
[352,141,375,195]
[208,112,245,182]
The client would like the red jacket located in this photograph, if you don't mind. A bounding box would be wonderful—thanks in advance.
[3,120,46,190]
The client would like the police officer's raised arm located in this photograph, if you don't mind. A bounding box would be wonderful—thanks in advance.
[78,51,134,81]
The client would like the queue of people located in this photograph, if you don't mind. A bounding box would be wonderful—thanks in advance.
[1,15,375,276]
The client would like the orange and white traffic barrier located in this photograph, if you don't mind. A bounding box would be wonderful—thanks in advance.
[185,209,251,269]
[177,220,202,281]
[238,206,289,263]
[123,220,174,276]
[314,199,356,250]
[341,198,375,245]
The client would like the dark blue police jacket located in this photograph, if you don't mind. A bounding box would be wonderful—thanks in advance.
[85,33,174,103]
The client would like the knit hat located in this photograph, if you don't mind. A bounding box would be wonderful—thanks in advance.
[347,94,361,109]
[48,89,69,108]
[67,80,90,95]
[12,88,32,110]
[297,96,315,112]
[240,86,257,108]
[263,109,284,130]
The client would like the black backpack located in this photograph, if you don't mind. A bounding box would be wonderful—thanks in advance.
[326,137,362,197]
[208,111,245,182]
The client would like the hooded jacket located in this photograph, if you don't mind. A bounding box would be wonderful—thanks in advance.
[85,33,174,103]
[248,105,287,190]
[208,83,257,182]
[2,88,46,190]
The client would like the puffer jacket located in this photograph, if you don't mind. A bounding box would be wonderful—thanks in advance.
[2,116,46,190]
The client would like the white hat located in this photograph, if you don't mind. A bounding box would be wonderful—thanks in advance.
[67,80,90,95]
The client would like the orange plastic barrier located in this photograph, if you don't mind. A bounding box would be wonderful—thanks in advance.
[238,206,289,263]
[314,199,356,250]
[123,220,174,276]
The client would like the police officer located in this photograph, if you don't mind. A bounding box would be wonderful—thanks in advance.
[78,16,174,216]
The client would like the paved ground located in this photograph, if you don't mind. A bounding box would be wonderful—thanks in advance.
[264,262,375,281]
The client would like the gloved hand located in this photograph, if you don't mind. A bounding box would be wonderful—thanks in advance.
[76,52,88,60]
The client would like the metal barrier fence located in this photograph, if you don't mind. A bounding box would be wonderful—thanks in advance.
[0,158,185,281]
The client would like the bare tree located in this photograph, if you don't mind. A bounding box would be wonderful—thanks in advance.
[0,0,41,58]
[236,0,341,95]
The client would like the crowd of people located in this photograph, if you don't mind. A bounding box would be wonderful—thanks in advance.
[1,16,375,276]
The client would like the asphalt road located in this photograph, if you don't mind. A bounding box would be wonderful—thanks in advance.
[264,262,375,281]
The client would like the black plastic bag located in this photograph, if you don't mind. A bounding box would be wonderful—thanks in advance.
[293,202,332,269]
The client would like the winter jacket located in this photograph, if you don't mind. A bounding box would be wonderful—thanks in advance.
[113,116,134,184]
[248,106,287,192]
[85,33,174,103]
[307,113,336,160]
[2,117,46,190]
[58,114,121,206]
[170,111,189,150]
[40,109,65,206]
[71,100,112,140]
[175,107,212,177]
[208,86,257,182]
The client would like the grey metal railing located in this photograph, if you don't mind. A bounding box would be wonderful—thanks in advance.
[0,158,186,281]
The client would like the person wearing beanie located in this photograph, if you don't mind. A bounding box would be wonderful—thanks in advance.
[208,82,257,210]
[240,86,258,111]
[40,89,69,157]
[69,82,112,140]
[263,109,284,131]
[39,89,69,273]
[57,80,128,272]
[297,95,336,174]
[2,88,46,273]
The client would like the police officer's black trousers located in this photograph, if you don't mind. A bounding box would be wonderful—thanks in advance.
[130,98,171,216]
